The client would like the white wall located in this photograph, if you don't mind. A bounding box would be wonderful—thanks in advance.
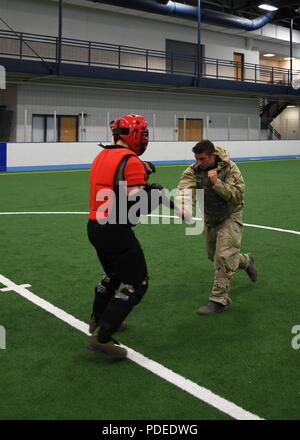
[14,83,259,143]
[6,140,300,169]
[143,140,300,162]
[0,0,274,66]
[7,141,99,167]
[272,107,300,140]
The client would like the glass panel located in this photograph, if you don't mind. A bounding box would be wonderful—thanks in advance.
[46,116,57,142]
[32,116,44,142]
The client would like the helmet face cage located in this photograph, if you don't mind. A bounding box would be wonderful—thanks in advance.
[113,114,148,156]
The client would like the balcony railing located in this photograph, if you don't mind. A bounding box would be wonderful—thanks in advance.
[0,29,297,86]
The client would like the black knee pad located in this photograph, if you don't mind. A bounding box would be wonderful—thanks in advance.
[119,278,148,305]
[97,277,149,342]
[95,273,121,295]
[92,273,121,322]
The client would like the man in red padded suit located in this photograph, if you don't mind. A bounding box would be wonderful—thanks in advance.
[87,114,169,358]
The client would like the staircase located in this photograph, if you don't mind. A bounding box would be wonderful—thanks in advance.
[267,124,281,140]
[259,98,290,130]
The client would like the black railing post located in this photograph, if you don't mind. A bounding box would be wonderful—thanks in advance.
[118,46,121,68]
[57,0,63,74]
[146,49,148,71]
[255,64,257,83]
[55,36,58,63]
[88,41,91,66]
[197,0,202,86]
[290,17,294,86]
[20,32,23,59]
[216,59,219,79]
[271,67,274,84]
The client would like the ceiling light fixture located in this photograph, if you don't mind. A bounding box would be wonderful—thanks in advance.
[263,53,275,57]
[258,4,278,11]
[284,57,296,60]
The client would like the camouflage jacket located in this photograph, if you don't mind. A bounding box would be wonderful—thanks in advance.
[177,147,245,227]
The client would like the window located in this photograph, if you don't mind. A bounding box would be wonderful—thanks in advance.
[32,115,78,142]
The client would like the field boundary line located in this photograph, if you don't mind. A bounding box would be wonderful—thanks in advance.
[0,212,299,235]
[0,273,263,420]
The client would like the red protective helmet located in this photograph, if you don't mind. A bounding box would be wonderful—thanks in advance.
[112,114,149,156]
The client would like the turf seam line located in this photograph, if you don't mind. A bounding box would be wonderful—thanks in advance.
[0,273,263,420]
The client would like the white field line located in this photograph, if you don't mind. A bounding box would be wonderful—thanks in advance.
[0,211,299,235]
[0,212,88,215]
[0,273,263,420]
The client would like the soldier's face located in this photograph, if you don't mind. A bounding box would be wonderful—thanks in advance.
[195,152,216,170]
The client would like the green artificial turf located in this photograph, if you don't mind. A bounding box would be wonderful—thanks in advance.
[0,159,299,420]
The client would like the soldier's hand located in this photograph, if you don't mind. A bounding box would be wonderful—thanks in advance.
[208,169,219,185]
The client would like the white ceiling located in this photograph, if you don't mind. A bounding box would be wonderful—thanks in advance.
[47,0,300,47]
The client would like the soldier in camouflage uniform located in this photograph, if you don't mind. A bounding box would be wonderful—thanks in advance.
[177,140,257,315]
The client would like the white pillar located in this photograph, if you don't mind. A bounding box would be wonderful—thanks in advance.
[24,108,27,142]
[106,111,110,141]
[247,116,251,141]
[54,110,57,142]
[173,114,177,141]
[206,115,210,138]
[81,112,84,141]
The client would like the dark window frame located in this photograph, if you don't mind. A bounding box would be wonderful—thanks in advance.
[32,114,79,142]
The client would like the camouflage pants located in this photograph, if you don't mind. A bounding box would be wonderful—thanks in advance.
[204,217,250,305]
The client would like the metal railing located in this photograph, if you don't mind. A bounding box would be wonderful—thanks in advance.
[267,125,281,140]
[0,29,298,86]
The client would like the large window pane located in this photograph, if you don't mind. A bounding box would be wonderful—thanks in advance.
[46,116,57,142]
[32,116,44,142]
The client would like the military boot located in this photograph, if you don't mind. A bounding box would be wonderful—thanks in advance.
[86,327,127,359]
[245,253,257,282]
[197,300,229,316]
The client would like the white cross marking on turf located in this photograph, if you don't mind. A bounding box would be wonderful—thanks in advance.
[0,283,32,292]
[0,273,264,421]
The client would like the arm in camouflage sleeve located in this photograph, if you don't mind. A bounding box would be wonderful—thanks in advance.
[176,166,197,216]
[212,163,245,205]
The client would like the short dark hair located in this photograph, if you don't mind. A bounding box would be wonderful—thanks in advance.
[192,140,216,155]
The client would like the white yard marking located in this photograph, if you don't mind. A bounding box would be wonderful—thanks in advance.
[0,273,263,420]
[0,212,87,215]
[243,223,300,235]
[2,211,298,236]
[0,283,31,292]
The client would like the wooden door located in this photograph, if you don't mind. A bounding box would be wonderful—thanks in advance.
[234,52,244,81]
[59,116,78,142]
[178,118,203,141]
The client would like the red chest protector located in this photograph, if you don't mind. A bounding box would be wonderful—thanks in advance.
[89,146,143,221]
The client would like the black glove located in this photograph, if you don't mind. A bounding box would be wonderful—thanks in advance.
[146,182,163,191]
[143,161,156,175]
[145,183,175,210]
